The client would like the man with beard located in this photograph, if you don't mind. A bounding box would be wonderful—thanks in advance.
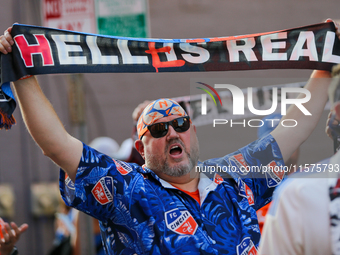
[0,24,338,254]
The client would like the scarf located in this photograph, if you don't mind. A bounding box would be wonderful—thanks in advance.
[0,21,339,129]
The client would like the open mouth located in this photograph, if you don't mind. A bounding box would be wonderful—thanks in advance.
[169,144,183,156]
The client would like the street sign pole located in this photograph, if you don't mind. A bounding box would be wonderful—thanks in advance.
[42,1,97,254]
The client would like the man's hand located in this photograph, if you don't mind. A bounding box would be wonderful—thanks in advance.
[0,26,14,54]
[0,220,28,255]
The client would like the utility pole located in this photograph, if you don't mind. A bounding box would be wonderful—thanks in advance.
[68,73,96,255]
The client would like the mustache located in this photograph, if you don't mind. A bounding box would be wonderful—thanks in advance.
[165,138,187,153]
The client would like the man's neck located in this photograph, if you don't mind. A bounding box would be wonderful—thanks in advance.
[168,171,200,192]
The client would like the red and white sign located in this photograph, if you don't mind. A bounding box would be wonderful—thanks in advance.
[42,0,96,33]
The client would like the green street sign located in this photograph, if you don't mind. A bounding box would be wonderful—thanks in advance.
[95,0,149,38]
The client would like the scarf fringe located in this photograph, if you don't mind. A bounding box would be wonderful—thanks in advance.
[0,109,16,130]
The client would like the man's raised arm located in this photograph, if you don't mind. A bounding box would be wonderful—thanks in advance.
[271,19,340,164]
[271,70,332,163]
[0,27,82,182]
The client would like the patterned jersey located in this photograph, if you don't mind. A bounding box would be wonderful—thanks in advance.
[60,134,284,255]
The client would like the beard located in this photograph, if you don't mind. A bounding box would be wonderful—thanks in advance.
[146,138,199,177]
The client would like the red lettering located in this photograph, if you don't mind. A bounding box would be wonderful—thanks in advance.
[145,42,185,72]
[45,0,61,19]
[14,35,54,67]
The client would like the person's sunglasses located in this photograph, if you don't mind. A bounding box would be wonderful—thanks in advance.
[142,116,191,139]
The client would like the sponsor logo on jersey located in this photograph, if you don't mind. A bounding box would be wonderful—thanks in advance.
[165,208,198,235]
[91,176,113,205]
[237,178,254,206]
[265,160,284,188]
[229,153,249,175]
[214,173,224,184]
[237,237,258,255]
[65,173,75,190]
[113,159,132,175]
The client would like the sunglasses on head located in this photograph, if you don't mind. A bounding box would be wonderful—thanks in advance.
[142,116,191,139]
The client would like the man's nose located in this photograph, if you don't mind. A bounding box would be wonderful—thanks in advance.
[166,125,179,140]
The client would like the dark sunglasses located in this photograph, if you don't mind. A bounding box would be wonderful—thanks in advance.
[143,116,191,139]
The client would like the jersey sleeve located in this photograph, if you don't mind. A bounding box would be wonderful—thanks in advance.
[202,134,285,210]
[59,143,140,222]
[240,134,285,210]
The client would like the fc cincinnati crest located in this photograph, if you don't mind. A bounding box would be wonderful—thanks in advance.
[214,173,224,184]
[65,174,75,190]
[113,159,133,175]
[237,237,258,255]
[265,160,284,188]
[91,176,114,205]
[165,209,198,235]
[237,179,255,206]
[229,153,249,175]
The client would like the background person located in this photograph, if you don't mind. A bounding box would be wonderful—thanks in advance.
[256,113,300,233]
[258,64,340,255]
[49,199,79,255]
[0,218,28,255]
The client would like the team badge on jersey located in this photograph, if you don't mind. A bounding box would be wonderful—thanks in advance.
[265,160,284,188]
[214,173,224,184]
[113,159,132,175]
[65,173,75,190]
[237,179,255,206]
[245,185,255,205]
[229,153,249,175]
[165,208,198,235]
[237,237,258,255]
[91,176,114,205]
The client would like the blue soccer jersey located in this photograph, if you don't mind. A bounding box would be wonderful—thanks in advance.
[60,134,284,255]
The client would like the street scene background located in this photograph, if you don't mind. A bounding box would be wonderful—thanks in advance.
[0,0,338,253]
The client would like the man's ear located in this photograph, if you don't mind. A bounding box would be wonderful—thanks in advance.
[135,140,145,159]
